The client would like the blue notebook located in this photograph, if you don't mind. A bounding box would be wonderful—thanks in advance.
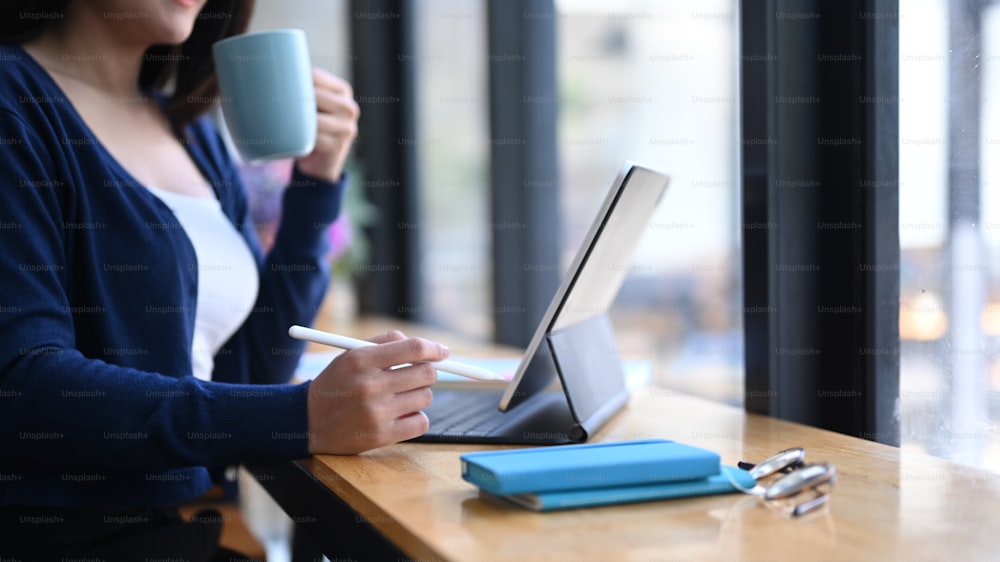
[460,439,720,495]
[486,466,755,511]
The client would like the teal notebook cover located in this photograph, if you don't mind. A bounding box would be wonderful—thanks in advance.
[460,439,720,495]
[487,466,755,512]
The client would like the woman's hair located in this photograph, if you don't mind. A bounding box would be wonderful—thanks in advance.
[0,0,255,127]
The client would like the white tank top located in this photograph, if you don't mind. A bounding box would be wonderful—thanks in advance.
[147,187,260,381]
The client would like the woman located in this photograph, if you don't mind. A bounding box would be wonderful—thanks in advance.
[0,0,446,558]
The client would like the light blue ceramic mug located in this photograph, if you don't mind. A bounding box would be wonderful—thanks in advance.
[212,29,316,162]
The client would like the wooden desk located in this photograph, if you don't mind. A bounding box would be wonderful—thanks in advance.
[254,318,1000,561]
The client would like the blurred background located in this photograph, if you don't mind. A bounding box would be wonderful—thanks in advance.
[251,0,1000,470]
[244,0,999,525]
[897,0,1000,470]
[236,0,1000,559]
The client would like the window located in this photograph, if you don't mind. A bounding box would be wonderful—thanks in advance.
[413,0,491,337]
[411,0,744,411]
[899,0,1000,472]
[556,0,743,404]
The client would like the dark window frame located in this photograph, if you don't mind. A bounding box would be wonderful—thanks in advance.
[740,0,900,445]
[350,0,423,320]
[487,0,561,347]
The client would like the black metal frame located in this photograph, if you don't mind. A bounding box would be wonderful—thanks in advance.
[350,0,423,320]
[740,0,900,444]
[487,0,561,347]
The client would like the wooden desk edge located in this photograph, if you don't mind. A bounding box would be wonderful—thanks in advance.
[292,389,1000,562]
[281,315,1000,560]
[298,456,448,561]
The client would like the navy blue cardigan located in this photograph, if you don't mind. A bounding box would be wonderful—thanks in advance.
[0,44,343,506]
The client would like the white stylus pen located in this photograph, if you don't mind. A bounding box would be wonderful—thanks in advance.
[288,325,506,382]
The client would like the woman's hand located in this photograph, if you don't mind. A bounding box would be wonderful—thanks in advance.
[295,68,360,183]
[306,331,448,455]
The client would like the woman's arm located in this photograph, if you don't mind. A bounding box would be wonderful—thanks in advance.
[0,109,313,468]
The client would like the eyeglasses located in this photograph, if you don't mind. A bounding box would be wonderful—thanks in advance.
[731,448,837,517]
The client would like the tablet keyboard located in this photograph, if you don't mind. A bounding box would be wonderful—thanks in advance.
[424,389,510,437]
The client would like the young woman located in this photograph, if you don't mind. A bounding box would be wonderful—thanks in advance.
[0,0,446,558]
